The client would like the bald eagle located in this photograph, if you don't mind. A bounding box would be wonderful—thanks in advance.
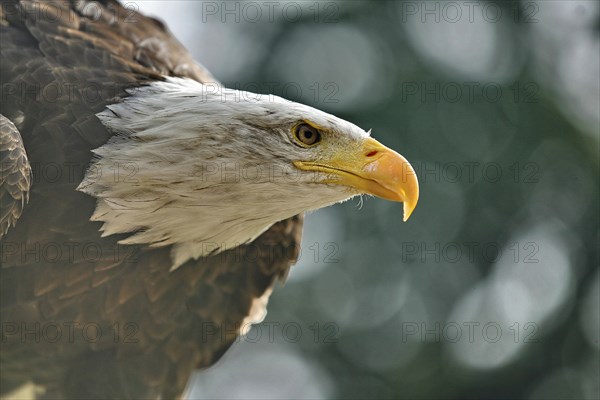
[0,1,418,398]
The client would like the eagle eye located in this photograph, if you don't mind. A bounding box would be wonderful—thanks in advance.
[294,123,322,146]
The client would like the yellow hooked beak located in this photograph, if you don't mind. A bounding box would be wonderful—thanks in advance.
[294,137,419,221]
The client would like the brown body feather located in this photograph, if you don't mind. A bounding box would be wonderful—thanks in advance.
[0,1,303,398]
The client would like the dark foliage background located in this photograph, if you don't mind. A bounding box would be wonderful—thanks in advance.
[138,1,599,399]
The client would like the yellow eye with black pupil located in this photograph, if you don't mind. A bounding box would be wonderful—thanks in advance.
[294,124,321,146]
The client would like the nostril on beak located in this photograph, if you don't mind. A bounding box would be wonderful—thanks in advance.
[366,150,378,157]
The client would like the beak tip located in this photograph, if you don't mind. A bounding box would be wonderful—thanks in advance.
[401,162,419,222]
[402,202,415,222]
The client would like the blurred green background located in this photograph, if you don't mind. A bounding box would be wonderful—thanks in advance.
[139,1,599,399]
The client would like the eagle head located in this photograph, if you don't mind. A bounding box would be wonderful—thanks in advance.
[78,78,419,269]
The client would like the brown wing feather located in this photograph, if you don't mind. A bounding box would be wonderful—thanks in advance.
[0,114,31,238]
[0,1,303,398]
